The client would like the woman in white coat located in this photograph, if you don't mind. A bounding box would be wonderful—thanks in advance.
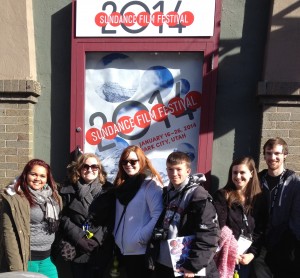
[113,145,163,278]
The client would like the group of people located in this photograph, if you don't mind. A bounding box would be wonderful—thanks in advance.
[213,137,300,278]
[0,137,299,278]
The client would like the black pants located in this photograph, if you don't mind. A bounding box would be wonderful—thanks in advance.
[122,254,153,278]
[250,248,273,278]
[71,262,108,278]
[154,262,218,278]
[154,263,176,278]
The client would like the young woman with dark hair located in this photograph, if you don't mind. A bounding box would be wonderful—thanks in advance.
[213,157,267,278]
[0,159,62,277]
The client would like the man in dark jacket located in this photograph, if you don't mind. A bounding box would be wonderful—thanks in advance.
[254,137,300,278]
[153,151,220,278]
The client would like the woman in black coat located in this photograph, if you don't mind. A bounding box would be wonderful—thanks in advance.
[213,157,267,278]
[58,153,115,278]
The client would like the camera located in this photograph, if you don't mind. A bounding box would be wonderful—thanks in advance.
[152,227,168,241]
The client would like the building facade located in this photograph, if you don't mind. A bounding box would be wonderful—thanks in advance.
[257,0,300,174]
[0,0,299,189]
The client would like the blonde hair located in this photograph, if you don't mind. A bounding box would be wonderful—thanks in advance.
[67,153,107,184]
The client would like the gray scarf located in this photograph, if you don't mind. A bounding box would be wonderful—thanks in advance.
[76,178,102,208]
[28,185,60,233]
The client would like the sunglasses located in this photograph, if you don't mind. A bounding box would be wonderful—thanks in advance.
[82,164,99,171]
[121,159,139,166]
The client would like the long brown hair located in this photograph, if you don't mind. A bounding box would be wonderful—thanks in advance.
[223,156,261,213]
[67,153,107,184]
[14,159,61,207]
[114,145,163,187]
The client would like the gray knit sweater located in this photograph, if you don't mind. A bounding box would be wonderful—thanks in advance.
[30,205,54,252]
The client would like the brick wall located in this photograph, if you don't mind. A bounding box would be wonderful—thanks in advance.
[0,80,40,187]
[258,82,300,174]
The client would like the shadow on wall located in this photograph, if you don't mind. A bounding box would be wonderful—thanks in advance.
[50,3,72,183]
[211,0,272,190]
[261,1,300,82]
[210,175,220,195]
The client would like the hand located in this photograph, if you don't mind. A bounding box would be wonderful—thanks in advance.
[77,238,98,253]
[238,253,254,265]
[176,267,195,278]
[87,238,99,249]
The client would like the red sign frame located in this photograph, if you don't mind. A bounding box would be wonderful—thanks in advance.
[70,0,221,182]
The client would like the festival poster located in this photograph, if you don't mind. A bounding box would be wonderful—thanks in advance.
[84,52,203,183]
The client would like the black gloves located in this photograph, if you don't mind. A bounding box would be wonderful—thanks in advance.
[77,237,99,253]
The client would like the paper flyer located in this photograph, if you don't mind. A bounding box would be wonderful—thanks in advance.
[167,236,206,277]
[237,235,252,255]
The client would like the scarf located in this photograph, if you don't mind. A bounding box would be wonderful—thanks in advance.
[28,185,60,233]
[115,174,145,206]
[76,177,103,209]
[214,225,238,278]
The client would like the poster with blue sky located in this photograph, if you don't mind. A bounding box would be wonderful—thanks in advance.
[84,52,203,183]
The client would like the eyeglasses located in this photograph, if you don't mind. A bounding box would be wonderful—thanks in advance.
[121,159,139,166]
[82,164,99,171]
[265,152,284,157]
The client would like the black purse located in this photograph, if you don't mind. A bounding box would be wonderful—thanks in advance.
[51,231,77,262]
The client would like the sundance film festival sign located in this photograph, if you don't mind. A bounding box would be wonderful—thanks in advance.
[76,0,216,37]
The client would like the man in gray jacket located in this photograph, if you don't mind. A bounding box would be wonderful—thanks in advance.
[253,137,300,278]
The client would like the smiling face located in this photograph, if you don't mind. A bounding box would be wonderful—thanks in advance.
[121,151,140,176]
[80,157,100,183]
[231,164,253,191]
[166,162,191,188]
[264,144,286,176]
[26,165,48,191]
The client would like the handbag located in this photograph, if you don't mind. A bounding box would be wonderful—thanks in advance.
[59,239,76,261]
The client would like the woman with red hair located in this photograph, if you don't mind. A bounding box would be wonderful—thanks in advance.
[0,159,62,277]
[113,145,163,278]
